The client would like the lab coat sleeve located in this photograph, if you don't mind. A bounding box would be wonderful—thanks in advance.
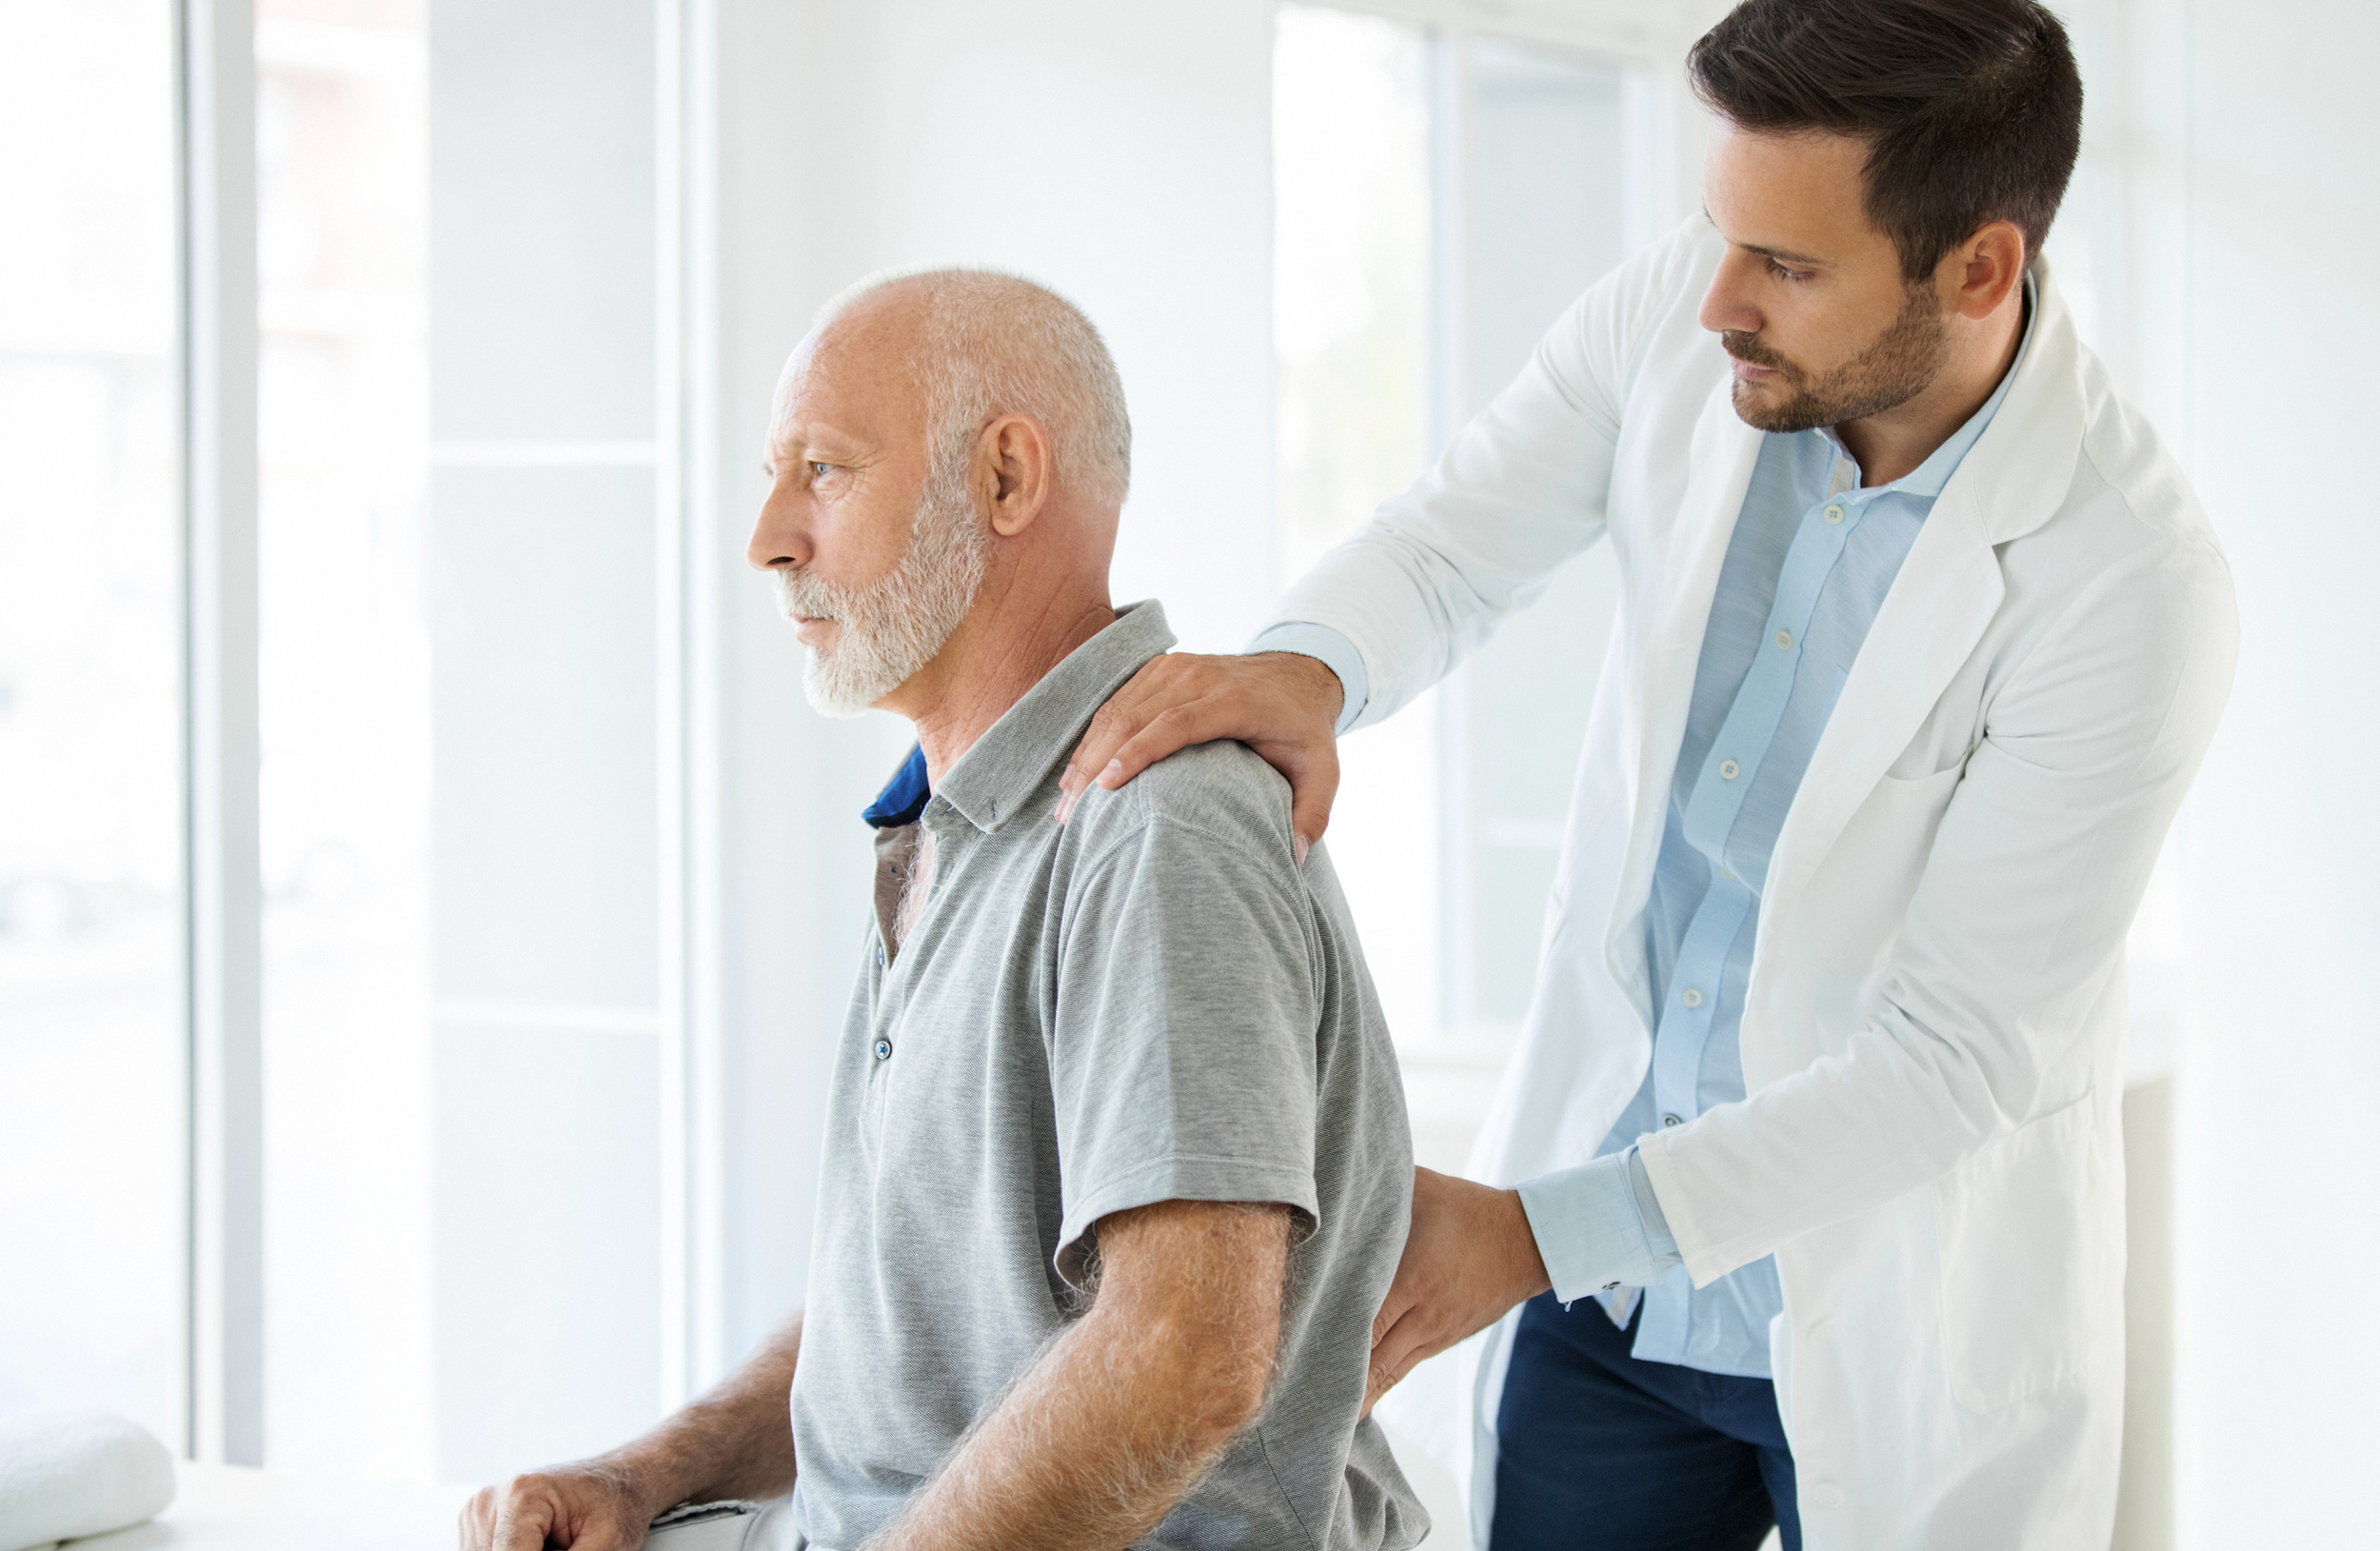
[1266,221,1705,730]
[1636,532,2238,1285]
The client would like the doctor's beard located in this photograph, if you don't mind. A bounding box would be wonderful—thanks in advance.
[772,454,990,718]
[1722,280,1952,436]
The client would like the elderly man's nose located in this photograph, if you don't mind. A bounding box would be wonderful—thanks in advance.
[747,492,806,570]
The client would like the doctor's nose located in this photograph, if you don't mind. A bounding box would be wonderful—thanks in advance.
[1697,259,1765,337]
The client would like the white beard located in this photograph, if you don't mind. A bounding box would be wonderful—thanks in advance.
[773,460,990,718]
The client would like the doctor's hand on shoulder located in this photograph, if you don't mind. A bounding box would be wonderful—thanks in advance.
[1365,1167,1551,1414]
[1057,650,1343,860]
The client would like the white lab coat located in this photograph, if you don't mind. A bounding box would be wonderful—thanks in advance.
[1286,220,2237,1549]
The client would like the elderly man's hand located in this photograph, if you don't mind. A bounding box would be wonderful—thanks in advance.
[1365,1167,1553,1413]
[458,1457,657,1551]
[1056,650,1343,859]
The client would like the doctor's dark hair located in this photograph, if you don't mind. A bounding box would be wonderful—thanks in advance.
[1688,0,2083,282]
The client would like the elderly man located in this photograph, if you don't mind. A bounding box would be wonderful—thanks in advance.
[458,269,1426,1551]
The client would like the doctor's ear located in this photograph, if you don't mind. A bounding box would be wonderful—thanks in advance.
[977,413,1053,538]
[1945,220,2027,320]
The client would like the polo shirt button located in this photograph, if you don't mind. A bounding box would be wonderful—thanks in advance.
[1718,759,1740,780]
[1662,1113,1684,1127]
[873,1038,893,1062]
[1681,987,1703,1007]
[875,945,885,967]
[1825,504,1845,524]
[1775,628,1794,649]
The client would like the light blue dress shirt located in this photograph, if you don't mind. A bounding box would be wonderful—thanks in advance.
[1255,283,2034,1380]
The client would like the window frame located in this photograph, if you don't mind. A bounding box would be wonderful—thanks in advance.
[166,0,724,1462]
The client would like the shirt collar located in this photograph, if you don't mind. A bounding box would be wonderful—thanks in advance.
[862,746,931,829]
[1822,269,2038,503]
[856,599,1178,834]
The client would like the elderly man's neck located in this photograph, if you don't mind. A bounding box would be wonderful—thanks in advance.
[900,577,1118,785]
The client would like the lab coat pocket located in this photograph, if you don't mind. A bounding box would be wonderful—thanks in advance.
[1932,1092,2111,1413]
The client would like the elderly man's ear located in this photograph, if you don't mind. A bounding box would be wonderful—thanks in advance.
[980,413,1054,537]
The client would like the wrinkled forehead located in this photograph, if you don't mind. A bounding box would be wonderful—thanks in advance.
[768,288,930,446]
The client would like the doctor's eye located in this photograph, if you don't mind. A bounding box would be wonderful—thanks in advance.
[1765,257,1812,283]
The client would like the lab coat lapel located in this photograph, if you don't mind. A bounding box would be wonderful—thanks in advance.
[1759,493,2004,937]
[1758,265,2088,944]
[1603,380,1765,991]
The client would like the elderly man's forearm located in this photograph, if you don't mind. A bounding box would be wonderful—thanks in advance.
[871,1313,1264,1551]
[615,1313,805,1511]
[872,1203,1288,1551]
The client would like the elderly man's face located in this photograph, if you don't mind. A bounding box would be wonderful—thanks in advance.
[750,297,988,716]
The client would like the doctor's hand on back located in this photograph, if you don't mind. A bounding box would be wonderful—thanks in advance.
[1059,649,1554,1412]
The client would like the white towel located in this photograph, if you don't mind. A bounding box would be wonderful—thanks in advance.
[0,1410,175,1551]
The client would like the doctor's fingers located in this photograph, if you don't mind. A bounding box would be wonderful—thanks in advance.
[1057,654,1229,816]
[1364,1309,1438,1415]
[1057,654,1344,855]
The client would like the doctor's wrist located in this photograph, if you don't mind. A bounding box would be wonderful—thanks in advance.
[1497,1186,1555,1303]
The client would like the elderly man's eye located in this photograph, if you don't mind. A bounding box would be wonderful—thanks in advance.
[809,461,833,480]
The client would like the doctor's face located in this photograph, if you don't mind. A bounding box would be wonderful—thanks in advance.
[1696,121,1951,434]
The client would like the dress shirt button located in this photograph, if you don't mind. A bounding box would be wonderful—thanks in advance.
[872,1038,893,1062]
[1775,628,1794,650]
[1824,503,1845,524]
[1681,987,1704,1008]
[1718,759,1740,781]
[1662,1113,1684,1127]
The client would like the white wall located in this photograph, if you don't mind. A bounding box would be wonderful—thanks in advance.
[426,0,665,1481]
[2136,1,2380,1543]
[701,0,1278,1378]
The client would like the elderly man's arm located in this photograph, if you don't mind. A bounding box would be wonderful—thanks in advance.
[872,1199,1291,1551]
[459,1314,804,1551]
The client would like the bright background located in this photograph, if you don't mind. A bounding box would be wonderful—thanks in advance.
[0,1,2370,1546]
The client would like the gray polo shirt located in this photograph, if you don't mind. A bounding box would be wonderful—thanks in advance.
[788,601,1424,1551]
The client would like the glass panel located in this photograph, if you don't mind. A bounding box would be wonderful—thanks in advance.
[0,0,185,1442]
[254,0,435,1477]
[1272,7,1457,1156]
[1455,40,1627,1036]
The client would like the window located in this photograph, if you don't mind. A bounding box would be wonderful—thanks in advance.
[254,0,434,1478]
[1274,5,1651,1171]
[0,0,185,1445]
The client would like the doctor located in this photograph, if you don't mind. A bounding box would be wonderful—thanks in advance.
[1057,0,2235,1546]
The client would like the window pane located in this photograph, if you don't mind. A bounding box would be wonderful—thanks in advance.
[0,0,185,1442]
[254,0,435,1477]
[1272,7,1458,1156]
[1455,40,1627,1035]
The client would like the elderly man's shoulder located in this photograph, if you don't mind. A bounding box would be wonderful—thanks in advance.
[1061,738,1300,885]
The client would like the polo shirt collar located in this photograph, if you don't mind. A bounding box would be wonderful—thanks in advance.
[857,599,1178,835]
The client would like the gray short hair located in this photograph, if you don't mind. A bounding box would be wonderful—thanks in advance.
[813,267,1132,510]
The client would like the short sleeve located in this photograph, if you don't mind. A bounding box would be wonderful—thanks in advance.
[1048,813,1321,1285]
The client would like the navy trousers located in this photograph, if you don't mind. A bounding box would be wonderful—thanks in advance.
[1489,1292,1799,1551]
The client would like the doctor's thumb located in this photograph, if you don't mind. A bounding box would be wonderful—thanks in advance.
[1286,751,1339,866]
